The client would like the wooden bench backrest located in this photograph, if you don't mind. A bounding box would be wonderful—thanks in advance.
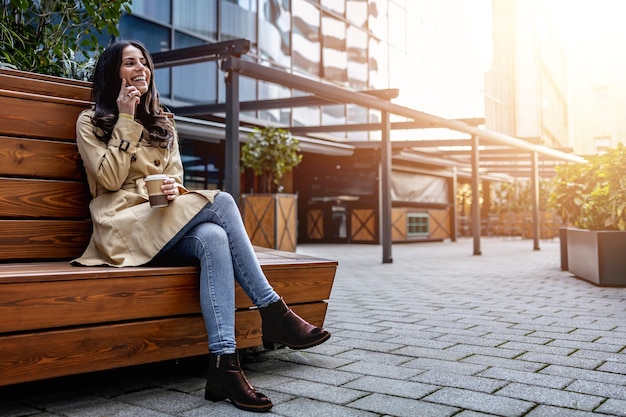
[0,69,93,262]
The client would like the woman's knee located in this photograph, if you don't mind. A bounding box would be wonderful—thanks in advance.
[199,222,228,242]
[185,222,228,254]
[215,191,238,209]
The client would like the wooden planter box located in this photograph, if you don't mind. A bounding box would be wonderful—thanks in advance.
[566,228,626,287]
[241,193,298,252]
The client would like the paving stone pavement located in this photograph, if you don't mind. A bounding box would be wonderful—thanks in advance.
[1,238,625,417]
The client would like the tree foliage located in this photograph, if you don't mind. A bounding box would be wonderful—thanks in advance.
[0,0,132,79]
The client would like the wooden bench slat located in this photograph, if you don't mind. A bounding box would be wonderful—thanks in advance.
[0,69,91,100]
[0,90,89,140]
[0,178,90,218]
[0,250,336,282]
[0,259,336,333]
[0,262,198,281]
[0,316,208,386]
[0,302,327,386]
[0,137,84,179]
[0,272,200,333]
[0,220,91,261]
[259,263,336,305]
[0,68,93,86]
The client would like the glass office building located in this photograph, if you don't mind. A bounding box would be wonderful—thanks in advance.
[119,0,422,137]
[116,1,444,244]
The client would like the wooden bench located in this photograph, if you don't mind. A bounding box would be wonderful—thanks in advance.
[0,68,337,387]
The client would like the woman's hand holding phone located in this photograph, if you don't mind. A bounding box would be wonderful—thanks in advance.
[117,79,140,115]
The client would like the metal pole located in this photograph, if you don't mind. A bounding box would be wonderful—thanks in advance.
[451,166,458,242]
[224,67,240,201]
[381,111,393,263]
[471,135,482,255]
[531,150,540,250]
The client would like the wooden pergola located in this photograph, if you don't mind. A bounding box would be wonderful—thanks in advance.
[152,39,585,263]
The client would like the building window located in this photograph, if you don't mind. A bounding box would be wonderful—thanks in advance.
[171,33,219,104]
[407,213,429,237]
[259,0,291,68]
[321,0,345,16]
[220,0,257,42]
[346,25,368,90]
[174,0,217,40]
[292,0,320,77]
[131,0,171,24]
[119,16,171,54]
[368,36,388,89]
[321,13,348,83]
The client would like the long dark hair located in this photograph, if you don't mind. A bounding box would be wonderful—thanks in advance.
[91,40,173,148]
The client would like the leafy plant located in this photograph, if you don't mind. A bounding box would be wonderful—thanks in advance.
[549,161,591,226]
[241,126,302,194]
[549,143,626,230]
[491,181,530,214]
[60,48,97,81]
[490,179,554,214]
[0,0,132,79]
[0,61,17,70]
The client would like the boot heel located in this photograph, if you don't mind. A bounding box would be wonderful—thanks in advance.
[204,388,226,402]
[205,353,273,412]
[262,339,276,350]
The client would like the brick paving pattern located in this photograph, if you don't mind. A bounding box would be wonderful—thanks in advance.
[1,238,625,416]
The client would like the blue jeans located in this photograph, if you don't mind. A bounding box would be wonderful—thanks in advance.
[156,192,280,354]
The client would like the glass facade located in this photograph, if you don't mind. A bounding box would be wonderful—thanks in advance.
[110,1,446,244]
[118,0,420,120]
[292,0,321,78]
[258,0,291,68]
[174,0,218,39]
[115,0,422,187]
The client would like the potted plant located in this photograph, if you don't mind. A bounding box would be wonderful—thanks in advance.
[240,126,302,251]
[549,143,626,286]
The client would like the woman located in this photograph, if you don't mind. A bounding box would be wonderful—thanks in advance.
[73,40,330,413]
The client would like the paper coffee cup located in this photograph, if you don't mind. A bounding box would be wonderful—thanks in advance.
[144,174,169,208]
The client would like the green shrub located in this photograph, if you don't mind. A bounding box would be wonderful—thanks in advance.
[550,143,626,230]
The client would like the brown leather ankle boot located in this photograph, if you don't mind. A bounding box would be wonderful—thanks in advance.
[204,352,273,412]
[260,297,331,350]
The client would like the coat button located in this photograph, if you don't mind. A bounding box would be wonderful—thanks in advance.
[154,160,161,167]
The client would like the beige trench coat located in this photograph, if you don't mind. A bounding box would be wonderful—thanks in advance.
[72,109,219,267]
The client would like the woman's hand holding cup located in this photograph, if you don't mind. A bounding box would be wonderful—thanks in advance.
[161,177,180,201]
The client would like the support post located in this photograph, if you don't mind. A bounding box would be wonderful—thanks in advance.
[381,110,392,263]
[471,135,481,255]
[451,166,458,242]
[531,150,540,250]
[224,65,240,201]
